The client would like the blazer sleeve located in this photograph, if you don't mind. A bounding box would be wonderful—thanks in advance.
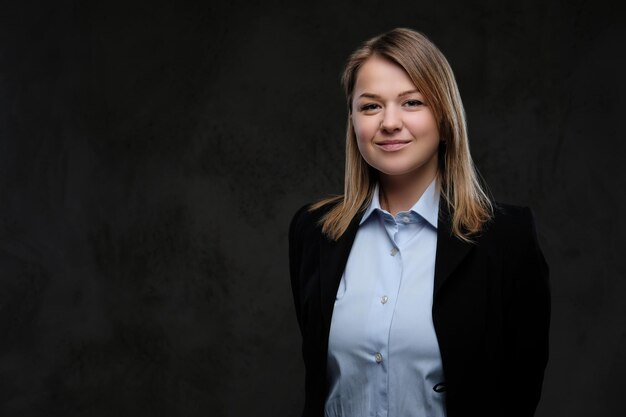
[288,204,309,335]
[503,206,551,416]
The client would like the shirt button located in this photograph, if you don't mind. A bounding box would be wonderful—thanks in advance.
[374,352,383,363]
[390,247,398,256]
[433,382,447,393]
[402,216,411,223]
[381,295,389,304]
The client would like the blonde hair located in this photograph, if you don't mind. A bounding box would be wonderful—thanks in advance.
[309,27,494,243]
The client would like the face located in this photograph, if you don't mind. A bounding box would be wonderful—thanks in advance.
[351,55,441,180]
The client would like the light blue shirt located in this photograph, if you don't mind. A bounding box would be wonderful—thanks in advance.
[325,177,446,417]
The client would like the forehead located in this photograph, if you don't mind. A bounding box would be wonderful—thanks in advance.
[353,55,417,95]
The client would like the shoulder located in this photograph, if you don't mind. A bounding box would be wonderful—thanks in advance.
[480,201,547,270]
[483,201,539,243]
[288,198,342,245]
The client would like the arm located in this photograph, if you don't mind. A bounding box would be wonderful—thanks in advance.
[504,206,551,416]
[288,204,309,335]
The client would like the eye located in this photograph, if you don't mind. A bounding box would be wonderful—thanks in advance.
[360,103,380,111]
[404,99,424,107]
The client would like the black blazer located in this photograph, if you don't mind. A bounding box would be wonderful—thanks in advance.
[288,197,550,417]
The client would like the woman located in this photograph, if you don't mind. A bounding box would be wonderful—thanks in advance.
[288,28,550,417]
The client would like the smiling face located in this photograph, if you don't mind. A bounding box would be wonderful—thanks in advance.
[351,54,441,182]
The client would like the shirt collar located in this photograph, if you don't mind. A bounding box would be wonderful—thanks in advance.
[359,177,440,228]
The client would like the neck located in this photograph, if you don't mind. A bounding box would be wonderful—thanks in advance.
[378,160,438,217]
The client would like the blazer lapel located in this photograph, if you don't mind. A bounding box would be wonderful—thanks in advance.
[319,210,364,333]
[434,198,475,298]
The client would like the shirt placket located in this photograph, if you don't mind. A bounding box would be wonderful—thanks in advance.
[371,213,405,417]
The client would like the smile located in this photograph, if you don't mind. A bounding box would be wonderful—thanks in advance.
[375,140,411,152]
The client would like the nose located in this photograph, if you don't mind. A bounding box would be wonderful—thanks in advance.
[380,106,402,133]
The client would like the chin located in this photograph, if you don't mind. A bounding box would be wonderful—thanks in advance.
[369,152,438,178]
[373,160,419,175]
[377,162,436,178]
[376,167,417,176]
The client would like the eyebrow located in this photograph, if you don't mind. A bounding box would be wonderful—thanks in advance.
[357,89,420,100]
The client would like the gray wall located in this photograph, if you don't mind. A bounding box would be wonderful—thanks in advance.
[1,0,624,416]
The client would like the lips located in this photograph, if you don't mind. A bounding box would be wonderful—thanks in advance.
[375,140,411,151]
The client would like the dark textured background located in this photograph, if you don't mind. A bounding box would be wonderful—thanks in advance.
[1,0,624,416]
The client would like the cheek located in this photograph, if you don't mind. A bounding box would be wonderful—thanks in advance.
[420,124,440,142]
[406,123,439,143]
[407,115,439,138]
[352,117,377,143]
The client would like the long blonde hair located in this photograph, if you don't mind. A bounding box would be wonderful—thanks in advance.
[309,28,494,243]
